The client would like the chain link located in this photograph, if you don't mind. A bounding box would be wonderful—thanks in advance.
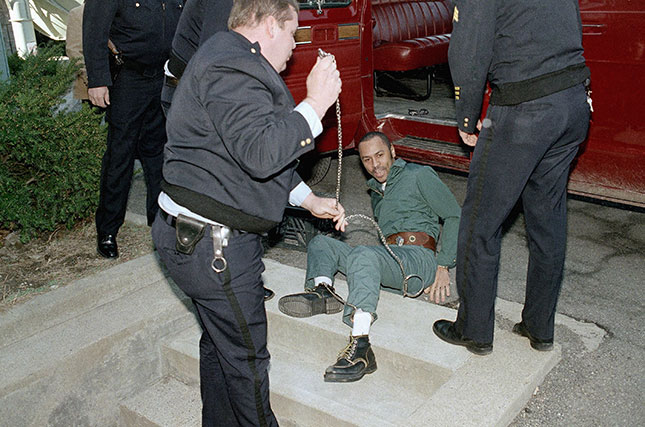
[318,49,424,304]
[335,98,342,207]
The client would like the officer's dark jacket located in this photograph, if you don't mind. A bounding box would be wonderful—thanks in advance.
[162,31,315,232]
[170,0,233,66]
[449,0,590,132]
[83,0,184,88]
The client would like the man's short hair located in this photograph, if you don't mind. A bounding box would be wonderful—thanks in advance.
[228,0,300,30]
[357,131,392,149]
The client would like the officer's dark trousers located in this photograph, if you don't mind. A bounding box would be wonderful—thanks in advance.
[160,77,177,117]
[96,68,166,236]
[456,84,590,344]
[151,213,277,427]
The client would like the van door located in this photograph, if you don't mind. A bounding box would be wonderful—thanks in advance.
[283,0,367,154]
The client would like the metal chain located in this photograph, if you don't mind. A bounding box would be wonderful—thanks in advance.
[344,214,424,298]
[317,50,424,305]
[334,98,342,207]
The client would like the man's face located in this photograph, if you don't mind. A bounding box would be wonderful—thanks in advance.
[271,8,298,73]
[358,136,396,183]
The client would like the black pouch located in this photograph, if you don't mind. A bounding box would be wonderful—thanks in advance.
[175,214,206,255]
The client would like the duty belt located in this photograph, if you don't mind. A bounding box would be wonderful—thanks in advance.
[160,210,241,273]
[386,231,436,253]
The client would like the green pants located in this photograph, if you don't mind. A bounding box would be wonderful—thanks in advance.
[305,234,438,327]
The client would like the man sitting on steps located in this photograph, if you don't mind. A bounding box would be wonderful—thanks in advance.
[279,131,461,382]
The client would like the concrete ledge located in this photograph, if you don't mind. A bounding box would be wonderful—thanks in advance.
[157,259,561,426]
[120,377,200,427]
[0,256,195,426]
[0,254,167,347]
[0,253,563,427]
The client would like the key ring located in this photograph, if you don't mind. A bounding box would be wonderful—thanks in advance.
[210,226,229,273]
[211,256,228,273]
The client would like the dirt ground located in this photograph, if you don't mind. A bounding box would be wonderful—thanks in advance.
[0,221,154,312]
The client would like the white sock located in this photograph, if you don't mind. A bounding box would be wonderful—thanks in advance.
[314,276,332,287]
[352,309,372,336]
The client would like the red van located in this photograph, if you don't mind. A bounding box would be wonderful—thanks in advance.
[283,0,645,208]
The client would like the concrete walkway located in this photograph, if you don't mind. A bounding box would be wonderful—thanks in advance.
[0,248,564,426]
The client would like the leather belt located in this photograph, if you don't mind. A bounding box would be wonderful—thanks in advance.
[386,231,436,252]
[164,74,179,88]
[160,210,244,237]
[160,209,179,227]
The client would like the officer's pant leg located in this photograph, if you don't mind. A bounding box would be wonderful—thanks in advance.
[136,76,166,226]
[151,216,277,427]
[342,245,435,327]
[456,99,566,343]
[96,70,147,236]
[305,234,353,290]
[196,316,237,425]
[520,84,590,341]
[160,79,176,117]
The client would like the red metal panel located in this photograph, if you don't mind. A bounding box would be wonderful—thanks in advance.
[283,0,645,206]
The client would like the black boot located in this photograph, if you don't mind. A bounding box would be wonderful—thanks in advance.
[97,234,118,259]
[512,322,554,351]
[278,284,343,318]
[432,319,493,355]
[263,287,275,301]
[324,335,377,383]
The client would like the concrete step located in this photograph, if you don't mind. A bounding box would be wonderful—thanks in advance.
[0,255,196,427]
[155,259,561,427]
[120,377,200,427]
[0,253,167,347]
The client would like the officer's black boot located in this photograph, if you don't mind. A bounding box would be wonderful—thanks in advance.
[278,284,344,318]
[324,334,377,383]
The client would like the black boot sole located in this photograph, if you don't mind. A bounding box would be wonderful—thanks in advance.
[512,322,554,351]
[323,362,377,383]
[278,294,343,318]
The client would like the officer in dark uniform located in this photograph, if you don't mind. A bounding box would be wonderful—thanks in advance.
[151,0,344,424]
[160,0,233,113]
[160,0,275,301]
[433,0,591,354]
[83,0,183,258]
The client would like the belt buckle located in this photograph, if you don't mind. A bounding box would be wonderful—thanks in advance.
[396,236,405,246]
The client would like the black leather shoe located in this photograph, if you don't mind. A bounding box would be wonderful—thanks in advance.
[512,322,554,351]
[263,287,275,301]
[278,284,344,318]
[97,234,118,259]
[432,319,493,355]
[324,335,377,383]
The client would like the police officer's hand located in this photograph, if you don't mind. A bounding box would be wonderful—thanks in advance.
[424,267,451,304]
[301,193,346,232]
[88,86,110,108]
[303,56,342,119]
[459,120,482,147]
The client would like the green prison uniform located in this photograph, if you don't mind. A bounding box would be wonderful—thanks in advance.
[305,159,461,326]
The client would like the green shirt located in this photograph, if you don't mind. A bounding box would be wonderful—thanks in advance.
[367,158,461,268]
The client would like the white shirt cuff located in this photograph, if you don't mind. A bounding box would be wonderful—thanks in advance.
[289,181,312,206]
[295,101,323,138]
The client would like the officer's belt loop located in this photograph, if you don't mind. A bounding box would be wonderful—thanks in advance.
[386,231,436,253]
[211,225,231,273]
[164,75,179,88]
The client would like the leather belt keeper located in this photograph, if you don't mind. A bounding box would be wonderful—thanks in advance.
[164,75,179,88]
[386,231,436,252]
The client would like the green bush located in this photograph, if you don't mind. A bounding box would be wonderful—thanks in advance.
[0,45,107,241]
